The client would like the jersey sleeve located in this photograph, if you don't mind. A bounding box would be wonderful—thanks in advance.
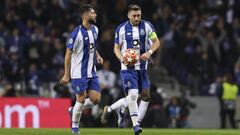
[93,25,99,36]
[114,25,123,45]
[66,27,80,50]
[145,21,157,40]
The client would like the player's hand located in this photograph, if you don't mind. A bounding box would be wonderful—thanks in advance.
[97,55,104,64]
[60,74,70,85]
[140,52,151,61]
[120,57,128,66]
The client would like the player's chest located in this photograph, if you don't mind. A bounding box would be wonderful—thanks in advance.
[124,27,146,40]
[80,30,97,44]
[74,30,97,53]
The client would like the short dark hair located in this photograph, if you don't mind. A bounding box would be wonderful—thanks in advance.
[79,4,93,16]
[128,4,141,12]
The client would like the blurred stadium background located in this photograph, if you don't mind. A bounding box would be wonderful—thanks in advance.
[0,0,240,130]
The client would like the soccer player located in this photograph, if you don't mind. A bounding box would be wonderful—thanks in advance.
[101,4,160,135]
[60,4,103,134]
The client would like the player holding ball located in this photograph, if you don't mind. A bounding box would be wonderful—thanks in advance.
[101,4,160,135]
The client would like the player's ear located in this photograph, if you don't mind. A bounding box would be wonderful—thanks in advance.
[85,13,89,19]
[80,13,85,19]
[127,12,131,19]
[82,12,88,19]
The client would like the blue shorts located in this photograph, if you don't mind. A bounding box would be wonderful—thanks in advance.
[71,76,101,94]
[120,70,150,92]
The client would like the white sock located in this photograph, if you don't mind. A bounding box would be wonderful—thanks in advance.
[91,104,99,119]
[72,101,84,128]
[126,89,139,127]
[138,100,149,124]
[107,98,128,113]
[83,98,95,109]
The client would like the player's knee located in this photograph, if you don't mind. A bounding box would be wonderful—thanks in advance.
[141,91,150,101]
[76,96,86,103]
[141,95,150,101]
[90,97,100,105]
[88,91,101,104]
[141,93,150,101]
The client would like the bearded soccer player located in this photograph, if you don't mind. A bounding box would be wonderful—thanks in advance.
[101,4,160,135]
[60,4,103,134]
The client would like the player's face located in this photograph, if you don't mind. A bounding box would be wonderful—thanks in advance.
[87,9,97,24]
[128,10,141,26]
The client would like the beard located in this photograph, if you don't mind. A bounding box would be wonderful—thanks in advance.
[88,18,96,24]
[131,20,140,26]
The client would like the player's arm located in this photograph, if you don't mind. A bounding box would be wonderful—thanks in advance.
[96,50,103,64]
[148,32,160,54]
[114,44,123,61]
[60,27,79,84]
[114,44,128,65]
[60,48,72,84]
[140,30,160,61]
[93,26,103,65]
[114,25,128,65]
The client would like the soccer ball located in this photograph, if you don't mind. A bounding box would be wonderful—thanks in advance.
[123,49,139,66]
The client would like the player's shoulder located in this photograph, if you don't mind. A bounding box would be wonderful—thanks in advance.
[142,20,153,26]
[142,20,155,31]
[91,24,99,32]
[115,21,128,31]
[70,25,81,37]
[92,24,98,30]
[71,25,81,33]
[73,25,81,31]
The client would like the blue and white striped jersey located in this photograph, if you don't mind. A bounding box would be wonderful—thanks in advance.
[67,25,98,79]
[114,20,155,70]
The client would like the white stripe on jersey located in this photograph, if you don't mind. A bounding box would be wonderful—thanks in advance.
[132,26,140,70]
[120,23,127,70]
[87,30,95,78]
[71,27,83,78]
[93,26,98,75]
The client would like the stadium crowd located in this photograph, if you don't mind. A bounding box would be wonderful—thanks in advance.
[0,0,240,128]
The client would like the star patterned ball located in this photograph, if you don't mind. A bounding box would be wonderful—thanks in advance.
[123,49,139,66]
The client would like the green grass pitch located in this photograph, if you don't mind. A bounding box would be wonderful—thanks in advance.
[0,128,239,135]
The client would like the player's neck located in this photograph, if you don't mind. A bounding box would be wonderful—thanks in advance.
[82,20,91,30]
[129,21,139,27]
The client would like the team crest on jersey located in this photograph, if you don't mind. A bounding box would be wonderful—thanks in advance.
[140,29,145,35]
[89,43,95,53]
[68,38,73,44]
